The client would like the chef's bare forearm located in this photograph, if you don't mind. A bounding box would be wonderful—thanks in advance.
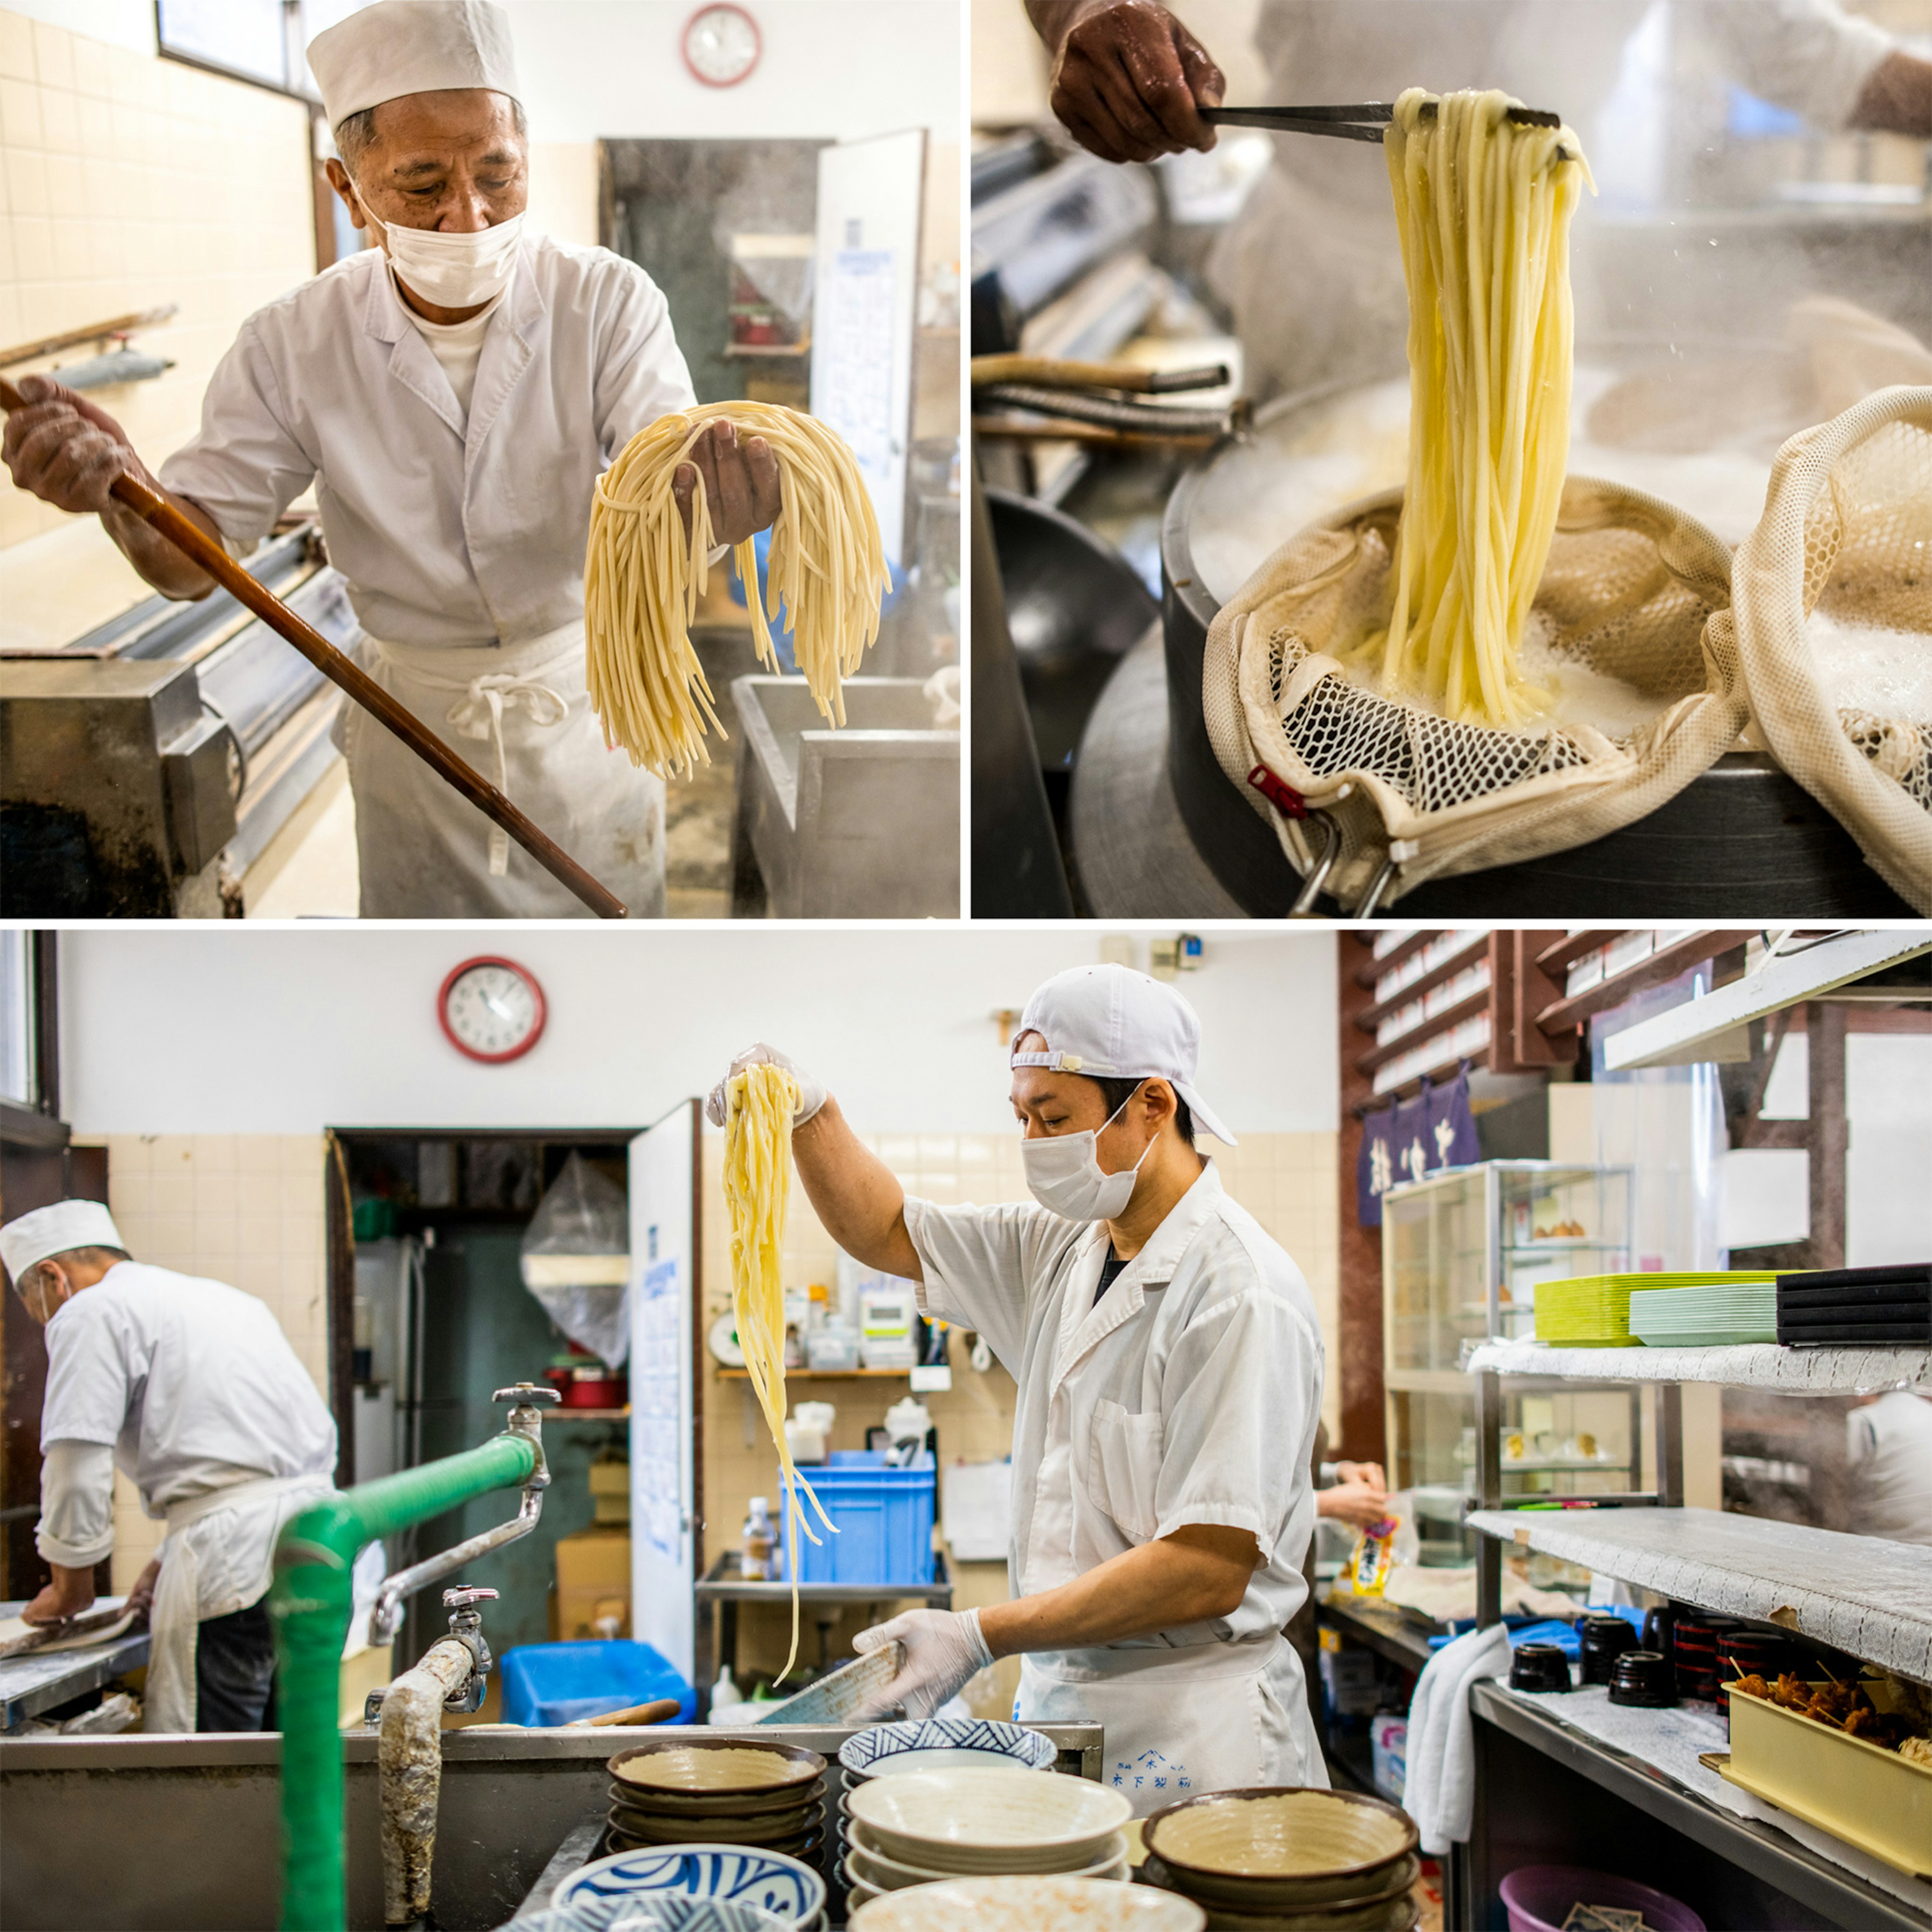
[23,1561,97,1624]
[979,1523,1259,1657]
[101,485,222,600]
[790,1096,923,1280]
[1852,50,1932,136]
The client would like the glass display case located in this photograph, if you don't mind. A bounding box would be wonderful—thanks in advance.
[1382,1161,1636,1563]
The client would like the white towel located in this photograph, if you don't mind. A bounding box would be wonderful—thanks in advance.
[1402,1622,1512,1854]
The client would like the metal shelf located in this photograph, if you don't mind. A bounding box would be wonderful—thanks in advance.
[1471,1683,1930,1931]
[1467,1338,1932,1393]
[696,1550,952,1606]
[1467,1504,1932,1682]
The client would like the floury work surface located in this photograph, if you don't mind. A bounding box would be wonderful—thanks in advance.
[0,1723,1104,1931]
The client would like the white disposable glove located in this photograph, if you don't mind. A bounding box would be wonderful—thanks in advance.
[851,1607,994,1721]
[704,1043,828,1130]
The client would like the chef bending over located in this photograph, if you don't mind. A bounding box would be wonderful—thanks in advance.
[0,0,777,918]
[2,1201,336,1732]
[710,964,1326,1812]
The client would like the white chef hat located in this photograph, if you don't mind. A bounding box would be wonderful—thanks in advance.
[308,1,521,130]
[1011,963,1237,1147]
[0,1199,126,1284]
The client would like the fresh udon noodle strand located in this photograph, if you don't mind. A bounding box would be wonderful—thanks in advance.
[722,1061,834,1680]
[1365,88,1594,728]
[586,401,890,778]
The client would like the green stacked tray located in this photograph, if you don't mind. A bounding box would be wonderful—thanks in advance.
[1629,1280,1780,1347]
[1535,1272,1782,1346]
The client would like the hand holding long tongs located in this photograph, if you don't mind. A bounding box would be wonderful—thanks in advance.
[1201,100,1561,142]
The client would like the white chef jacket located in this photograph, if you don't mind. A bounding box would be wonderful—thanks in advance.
[159,231,697,651]
[904,1161,1326,1808]
[1212,0,1896,395]
[39,1261,337,1728]
[1846,1391,1932,1546]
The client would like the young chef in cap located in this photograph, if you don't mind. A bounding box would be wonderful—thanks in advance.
[2,1200,337,1732]
[709,964,1327,1812]
[1,0,778,917]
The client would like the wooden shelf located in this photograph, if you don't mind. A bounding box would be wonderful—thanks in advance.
[1467,1504,1932,1681]
[544,1408,629,1421]
[713,1367,912,1380]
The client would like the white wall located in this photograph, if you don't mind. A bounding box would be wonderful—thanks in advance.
[1,0,152,54]
[60,928,1339,1139]
[505,1,960,143]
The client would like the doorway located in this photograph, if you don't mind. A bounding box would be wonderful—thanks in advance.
[325,1123,703,1681]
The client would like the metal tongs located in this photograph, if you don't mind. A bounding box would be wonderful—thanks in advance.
[1201,100,1563,143]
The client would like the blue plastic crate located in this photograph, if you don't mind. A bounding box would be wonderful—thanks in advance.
[498,1639,696,1728]
[779,1449,935,1587]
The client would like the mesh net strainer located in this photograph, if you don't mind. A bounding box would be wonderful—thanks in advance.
[1732,385,1932,914]
[1203,476,1739,910]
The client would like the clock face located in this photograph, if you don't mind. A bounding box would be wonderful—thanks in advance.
[683,3,760,87]
[438,957,547,1064]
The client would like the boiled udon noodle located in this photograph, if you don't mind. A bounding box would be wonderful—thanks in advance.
[722,1060,833,1679]
[585,401,889,778]
[1362,87,1594,728]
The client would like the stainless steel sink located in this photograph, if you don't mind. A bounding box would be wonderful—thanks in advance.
[730,675,960,918]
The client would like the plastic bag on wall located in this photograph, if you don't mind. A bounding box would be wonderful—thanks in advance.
[520,1153,631,1367]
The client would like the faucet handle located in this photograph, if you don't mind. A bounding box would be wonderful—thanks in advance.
[443,1586,499,1610]
[494,1381,561,1406]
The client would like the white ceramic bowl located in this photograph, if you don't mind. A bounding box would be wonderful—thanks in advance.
[845,1824,1129,1892]
[849,1876,1207,1930]
[844,1767,1132,1873]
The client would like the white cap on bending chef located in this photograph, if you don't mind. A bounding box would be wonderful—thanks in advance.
[0,1199,125,1283]
[1012,963,1236,1147]
[307,0,521,129]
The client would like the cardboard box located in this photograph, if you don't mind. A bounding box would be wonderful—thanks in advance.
[555,1528,629,1592]
[554,1530,630,1641]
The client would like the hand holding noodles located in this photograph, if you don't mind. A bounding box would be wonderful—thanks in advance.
[586,401,889,777]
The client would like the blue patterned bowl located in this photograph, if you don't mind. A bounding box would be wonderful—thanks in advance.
[837,1718,1058,1781]
[553,1846,826,1925]
[521,1899,791,1932]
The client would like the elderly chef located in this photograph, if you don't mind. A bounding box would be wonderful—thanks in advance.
[709,964,1327,1812]
[1022,0,1932,397]
[2,1200,337,1732]
[0,0,778,918]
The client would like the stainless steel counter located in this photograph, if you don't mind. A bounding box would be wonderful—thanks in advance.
[0,1597,148,1732]
[0,1720,1103,1931]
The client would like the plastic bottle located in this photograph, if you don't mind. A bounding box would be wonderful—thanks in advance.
[741,1496,774,1580]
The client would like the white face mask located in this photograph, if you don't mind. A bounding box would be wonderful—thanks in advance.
[360,201,524,310]
[1020,1087,1157,1222]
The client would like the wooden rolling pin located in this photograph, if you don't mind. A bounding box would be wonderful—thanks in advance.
[576,1698,682,1728]
[0,375,628,919]
[970,355,1230,394]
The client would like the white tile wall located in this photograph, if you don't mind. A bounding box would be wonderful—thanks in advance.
[0,8,315,554]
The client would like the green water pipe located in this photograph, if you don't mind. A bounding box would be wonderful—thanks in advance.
[270,1430,538,1932]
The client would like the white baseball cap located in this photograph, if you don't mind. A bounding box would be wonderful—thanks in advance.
[1,1200,124,1284]
[308,0,521,130]
[1012,963,1236,1146]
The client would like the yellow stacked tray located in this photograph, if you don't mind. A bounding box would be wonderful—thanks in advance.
[1534,1273,1781,1346]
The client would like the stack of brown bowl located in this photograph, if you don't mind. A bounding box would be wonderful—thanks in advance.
[1139,1788,1421,1932]
[605,1740,828,1863]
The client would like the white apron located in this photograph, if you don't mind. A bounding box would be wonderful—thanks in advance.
[143,1473,333,1734]
[336,620,666,919]
[1018,1633,1321,1818]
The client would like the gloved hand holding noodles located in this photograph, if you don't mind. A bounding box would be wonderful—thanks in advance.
[741,965,1326,1811]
